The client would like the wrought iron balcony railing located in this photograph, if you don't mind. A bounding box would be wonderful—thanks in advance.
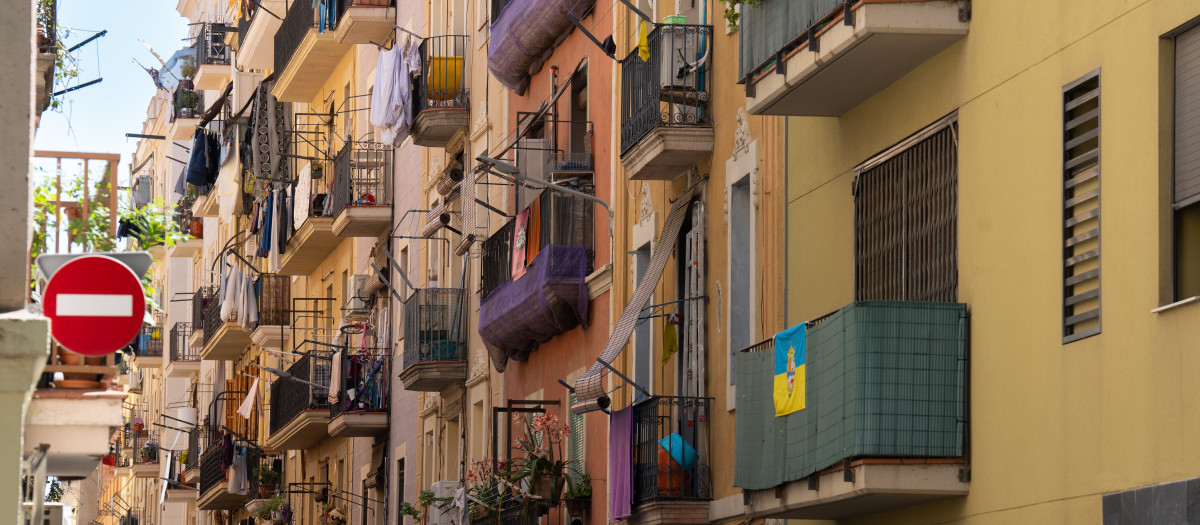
[186,424,206,471]
[414,35,470,113]
[36,0,57,54]
[633,396,712,504]
[200,438,259,498]
[329,348,390,419]
[172,85,203,122]
[197,286,222,347]
[620,24,713,155]
[269,352,332,436]
[479,189,595,300]
[171,322,200,362]
[131,324,164,358]
[274,0,314,75]
[328,140,393,218]
[402,288,467,368]
[480,220,514,300]
[197,22,231,66]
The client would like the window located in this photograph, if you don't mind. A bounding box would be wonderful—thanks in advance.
[728,178,751,385]
[633,242,652,400]
[1174,27,1200,300]
[1062,73,1100,342]
[470,401,485,461]
[853,116,958,304]
[423,429,434,490]
[567,393,585,482]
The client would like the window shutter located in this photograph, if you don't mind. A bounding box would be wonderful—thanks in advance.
[1176,27,1200,209]
[854,120,958,303]
[567,393,585,482]
[1063,72,1101,343]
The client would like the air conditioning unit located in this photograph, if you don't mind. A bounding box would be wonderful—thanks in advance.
[132,175,153,208]
[428,480,461,525]
[516,138,553,183]
[344,274,370,317]
[659,26,699,90]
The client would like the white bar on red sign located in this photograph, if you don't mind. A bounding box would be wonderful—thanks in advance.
[55,294,135,317]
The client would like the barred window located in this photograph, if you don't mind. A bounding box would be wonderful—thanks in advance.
[1062,72,1101,342]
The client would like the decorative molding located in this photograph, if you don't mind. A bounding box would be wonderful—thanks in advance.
[723,185,730,226]
[470,101,491,141]
[639,182,654,223]
[467,348,488,385]
[586,264,613,300]
[733,108,751,161]
[419,392,440,417]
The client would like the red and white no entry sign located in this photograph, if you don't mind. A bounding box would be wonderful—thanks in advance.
[43,255,146,356]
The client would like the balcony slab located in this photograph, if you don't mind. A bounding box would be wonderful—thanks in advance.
[398,361,465,392]
[332,206,391,238]
[333,5,396,45]
[328,411,388,438]
[198,481,250,510]
[746,1,967,116]
[629,500,710,525]
[621,126,713,181]
[194,63,231,91]
[199,320,252,361]
[165,359,201,378]
[272,29,348,103]
[250,324,289,349]
[278,217,340,276]
[412,108,469,148]
[265,410,329,451]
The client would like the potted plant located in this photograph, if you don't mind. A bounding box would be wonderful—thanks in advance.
[177,450,188,465]
[509,413,572,501]
[254,492,289,523]
[140,446,155,464]
[132,417,145,431]
[258,466,281,498]
[397,501,421,522]
[563,473,592,517]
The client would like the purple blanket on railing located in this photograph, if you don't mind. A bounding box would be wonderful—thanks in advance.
[480,244,589,372]
[487,0,597,94]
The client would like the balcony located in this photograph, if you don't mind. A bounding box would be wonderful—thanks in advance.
[735,301,969,520]
[740,0,968,116]
[279,133,341,275]
[329,140,393,237]
[170,85,203,140]
[328,348,390,437]
[624,396,712,525]
[250,274,292,348]
[131,430,161,479]
[478,190,593,370]
[272,0,349,102]
[194,23,232,90]
[487,0,595,92]
[198,439,259,510]
[195,285,252,361]
[237,0,286,71]
[35,0,56,115]
[399,288,467,391]
[332,0,396,45]
[167,322,201,377]
[411,35,470,147]
[182,424,205,485]
[168,198,203,258]
[129,324,164,368]
[620,24,713,181]
[266,352,332,450]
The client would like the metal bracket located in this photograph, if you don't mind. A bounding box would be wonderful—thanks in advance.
[774,51,787,75]
[843,458,854,483]
[596,357,651,398]
[844,1,855,26]
[808,474,819,491]
[809,32,820,53]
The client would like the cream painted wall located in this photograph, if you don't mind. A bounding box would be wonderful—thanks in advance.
[783,1,1200,523]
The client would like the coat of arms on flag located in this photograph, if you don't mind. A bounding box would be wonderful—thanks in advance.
[773,322,806,416]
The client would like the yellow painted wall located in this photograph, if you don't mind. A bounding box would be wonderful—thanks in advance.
[784,1,1200,523]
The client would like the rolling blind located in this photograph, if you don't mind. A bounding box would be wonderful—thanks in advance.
[1176,26,1200,209]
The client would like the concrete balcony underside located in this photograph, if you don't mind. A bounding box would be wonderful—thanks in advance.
[236,0,285,70]
[199,320,252,361]
[183,467,200,485]
[332,206,391,237]
[266,410,329,451]
[411,108,469,148]
[746,1,968,116]
[165,488,198,503]
[628,500,710,525]
[621,126,714,181]
[278,217,340,276]
[198,481,250,510]
[136,355,163,369]
[24,392,124,479]
[328,411,388,437]
[194,63,230,91]
[132,463,159,479]
[743,460,968,520]
[169,237,203,258]
[398,361,465,392]
[333,5,396,45]
[250,324,289,349]
[170,117,200,140]
[165,359,200,378]
[272,30,348,103]
[193,193,220,218]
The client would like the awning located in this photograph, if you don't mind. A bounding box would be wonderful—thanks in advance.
[571,181,701,413]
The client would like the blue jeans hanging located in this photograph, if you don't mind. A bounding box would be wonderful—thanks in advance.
[317,0,337,33]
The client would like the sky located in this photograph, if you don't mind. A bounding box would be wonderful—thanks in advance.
[33,0,190,190]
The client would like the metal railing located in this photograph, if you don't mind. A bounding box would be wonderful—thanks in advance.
[257,274,292,326]
[269,352,332,436]
[490,0,512,23]
[415,35,470,113]
[197,286,222,347]
[274,0,315,75]
[170,322,200,362]
[197,22,231,66]
[138,430,162,464]
[738,0,847,81]
[237,4,258,49]
[620,24,713,155]
[172,86,203,122]
[36,0,57,54]
[478,189,595,300]
[132,324,164,358]
[632,396,712,503]
[328,140,393,218]
[186,424,206,471]
[402,288,467,369]
[200,438,259,498]
[480,221,514,300]
[329,348,390,419]
[173,201,201,239]
[337,0,395,8]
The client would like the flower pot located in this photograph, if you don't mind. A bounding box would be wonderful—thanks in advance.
[260,483,276,498]
[532,475,564,501]
[189,218,203,238]
[564,497,590,517]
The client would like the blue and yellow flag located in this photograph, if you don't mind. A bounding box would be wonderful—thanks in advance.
[773,323,806,416]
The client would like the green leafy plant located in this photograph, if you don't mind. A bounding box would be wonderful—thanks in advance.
[397,501,421,520]
[258,466,281,486]
[177,450,188,464]
[123,197,188,250]
[563,473,591,499]
[718,0,762,29]
[507,413,572,485]
[255,492,289,521]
